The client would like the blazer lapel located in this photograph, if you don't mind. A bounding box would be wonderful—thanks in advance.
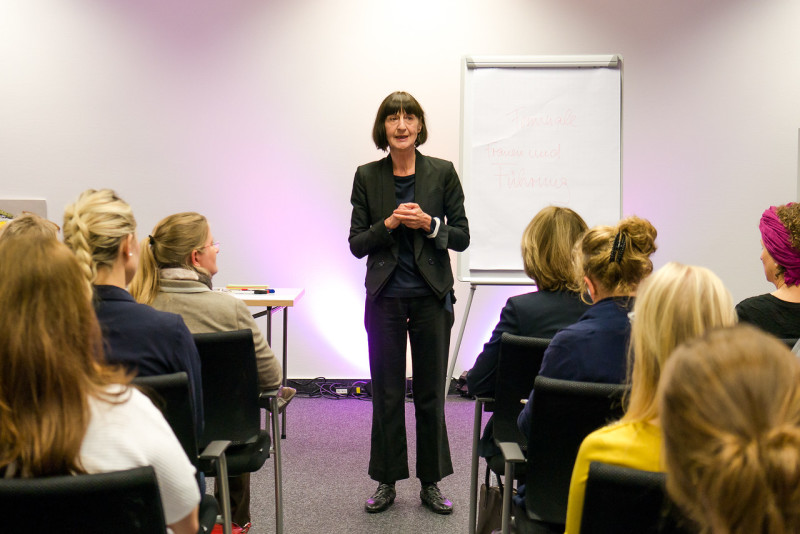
[412,151,430,259]
[379,155,396,219]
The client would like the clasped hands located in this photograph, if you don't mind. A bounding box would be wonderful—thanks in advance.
[385,203,432,233]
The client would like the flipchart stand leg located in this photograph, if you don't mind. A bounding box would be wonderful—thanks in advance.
[445,283,477,398]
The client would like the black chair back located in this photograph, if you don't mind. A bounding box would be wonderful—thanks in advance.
[193,329,272,480]
[580,462,694,534]
[133,372,198,465]
[492,333,551,445]
[525,376,628,526]
[194,329,262,448]
[133,372,220,531]
[0,466,166,533]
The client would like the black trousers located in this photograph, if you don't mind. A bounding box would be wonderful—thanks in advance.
[365,294,454,484]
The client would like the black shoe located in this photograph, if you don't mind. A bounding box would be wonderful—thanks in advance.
[365,483,396,513]
[420,483,453,515]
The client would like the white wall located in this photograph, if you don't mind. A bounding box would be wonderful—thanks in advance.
[2,0,799,378]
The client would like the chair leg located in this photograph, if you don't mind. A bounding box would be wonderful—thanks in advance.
[469,399,484,534]
[501,461,516,534]
[271,400,284,534]
[216,455,233,534]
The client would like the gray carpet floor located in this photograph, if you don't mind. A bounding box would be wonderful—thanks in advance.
[229,395,480,534]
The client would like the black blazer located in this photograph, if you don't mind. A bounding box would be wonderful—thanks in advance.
[349,151,470,301]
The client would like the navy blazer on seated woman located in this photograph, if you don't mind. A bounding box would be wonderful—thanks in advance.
[466,205,590,458]
[62,189,204,436]
[517,214,658,437]
[467,291,589,397]
[95,284,204,434]
[518,296,633,437]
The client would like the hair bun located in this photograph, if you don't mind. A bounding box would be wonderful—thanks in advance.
[618,215,657,255]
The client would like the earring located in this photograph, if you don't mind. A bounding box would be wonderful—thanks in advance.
[129,253,133,257]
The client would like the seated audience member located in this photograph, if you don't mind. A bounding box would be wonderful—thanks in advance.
[0,237,200,534]
[0,211,59,241]
[563,263,736,534]
[466,206,589,457]
[660,325,800,534]
[518,215,657,437]
[467,206,589,394]
[736,202,800,338]
[62,189,204,435]
[129,211,294,532]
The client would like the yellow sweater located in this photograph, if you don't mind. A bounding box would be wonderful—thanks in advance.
[564,420,662,534]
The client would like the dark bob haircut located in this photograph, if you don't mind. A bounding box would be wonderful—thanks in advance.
[371,91,428,151]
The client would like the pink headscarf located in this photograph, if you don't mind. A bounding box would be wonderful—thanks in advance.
[759,204,800,286]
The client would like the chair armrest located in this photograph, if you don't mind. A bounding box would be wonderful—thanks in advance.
[498,440,526,534]
[497,441,526,464]
[258,389,279,410]
[199,439,231,461]
[476,396,496,413]
[198,439,232,474]
[199,440,233,534]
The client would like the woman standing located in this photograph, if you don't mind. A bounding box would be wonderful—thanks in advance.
[349,91,469,514]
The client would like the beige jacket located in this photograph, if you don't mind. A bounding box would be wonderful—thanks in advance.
[152,278,281,390]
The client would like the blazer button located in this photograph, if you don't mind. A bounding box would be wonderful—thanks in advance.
[427,258,435,265]
[378,261,385,267]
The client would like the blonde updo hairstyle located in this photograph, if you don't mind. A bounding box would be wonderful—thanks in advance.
[622,262,736,424]
[578,215,657,299]
[62,189,136,290]
[660,325,800,534]
[521,206,587,293]
[129,212,210,306]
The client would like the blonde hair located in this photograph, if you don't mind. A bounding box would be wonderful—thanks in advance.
[0,237,129,477]
[622,263,736,423]
[62,189,136,288]
[660,325,800,534]
[521,206,587,292]
[0,212,59,242]
[579,215,657,298]
[129,212,209,305]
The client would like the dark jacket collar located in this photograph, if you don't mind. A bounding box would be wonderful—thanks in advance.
[93,284,136,303]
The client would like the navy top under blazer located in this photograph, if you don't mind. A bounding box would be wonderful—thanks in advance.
[517,296,634,437]
[94,285,204,434]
